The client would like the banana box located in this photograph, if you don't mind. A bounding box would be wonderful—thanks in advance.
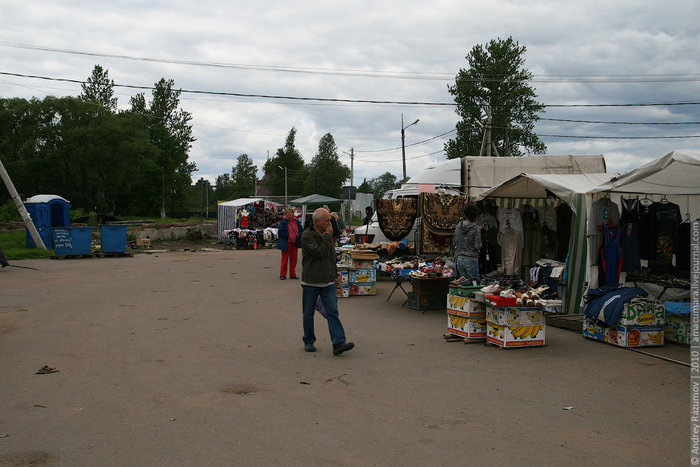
[447,294,486,315]
[350,269,376,284]
[350,258,375,270]
[582,317,606,342]
[486,321,546,348]
[618,300,665,327]
[337,270,349,284]
[350,284,376,296]
[665,315,690,345]
[609,324,664,347]
[447,312,487,338]
[336,284,350,298]
[486,306,545,326]
[448,284,481,297]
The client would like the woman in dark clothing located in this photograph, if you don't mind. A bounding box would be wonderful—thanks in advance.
[278,208,303,280]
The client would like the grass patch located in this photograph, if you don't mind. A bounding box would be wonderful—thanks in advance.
[0,231,54,260]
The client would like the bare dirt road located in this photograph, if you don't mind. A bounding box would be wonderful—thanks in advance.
[0,248,690,466]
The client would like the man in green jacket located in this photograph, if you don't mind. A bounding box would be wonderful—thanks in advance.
[300,208,354,355]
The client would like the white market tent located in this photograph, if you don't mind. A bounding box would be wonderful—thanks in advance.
[217,197,281,242]
[476,149,700,315]
[477,173,619,316]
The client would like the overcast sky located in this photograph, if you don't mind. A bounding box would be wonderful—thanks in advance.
[1,0,699,190]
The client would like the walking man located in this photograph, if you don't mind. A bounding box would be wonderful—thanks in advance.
[300,208,354,355]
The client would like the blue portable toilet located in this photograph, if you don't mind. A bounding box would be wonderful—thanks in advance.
[24,194,71,248]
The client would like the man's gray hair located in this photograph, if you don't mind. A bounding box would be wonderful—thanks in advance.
[313,207,329,222]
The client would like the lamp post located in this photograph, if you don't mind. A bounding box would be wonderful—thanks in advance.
[278,165,288,207]
[401,113,419,183]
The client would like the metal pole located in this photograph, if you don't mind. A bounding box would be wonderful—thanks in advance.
[0,157,47,249]
[401,114,407,183]
[161,166,166,219]
[350,148,354,228]
[284,166,288,207]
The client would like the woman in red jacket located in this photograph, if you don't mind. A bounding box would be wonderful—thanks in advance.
[277,208,303,280]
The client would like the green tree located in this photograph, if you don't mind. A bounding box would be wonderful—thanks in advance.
[215,173,234,201]
[445,37,546,158]
[263,128,306,198]
[369,172,399,197]
[231,153,258,199]
[80,65,117,111]
[304,133,350,197]
[357,178,371,193]
[130,78,196,216]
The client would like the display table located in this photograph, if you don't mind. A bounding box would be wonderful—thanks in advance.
[407,276,452,312]
[386,270,411,304]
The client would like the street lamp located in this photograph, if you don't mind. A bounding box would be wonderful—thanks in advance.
[401,113,419,183]
[278,165,288,207]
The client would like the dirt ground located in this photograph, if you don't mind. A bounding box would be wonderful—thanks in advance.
[0,248,690,467]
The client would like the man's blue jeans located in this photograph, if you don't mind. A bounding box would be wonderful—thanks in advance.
[455,256,479,283]
[301,284,347,346]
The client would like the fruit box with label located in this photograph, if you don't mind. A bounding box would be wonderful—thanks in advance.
[447,312,487,339]
[582,317,606,342]
[486,321,546,348]
[609,324,664,347]
[350,258,375,270]
[448,284,481,297]
[336,284,350,298]
[350,269,376,284]
[349,284,376,296]
[665,315,690,345]
[486,306,545,326]
[447,294,486,315]
[337,270,349,284]
[618,300,665,326]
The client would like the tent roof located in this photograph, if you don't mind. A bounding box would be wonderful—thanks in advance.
[25,194,69,204]
[476,173,618,213]
[405,157,461,187]
[595,150,700,195]
[289,194,342,205]
[218,197,269,207]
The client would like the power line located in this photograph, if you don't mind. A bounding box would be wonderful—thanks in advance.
[4,41,700,84]
[540,134,700,140]
[540,117,700,125]
[354,130,456,153]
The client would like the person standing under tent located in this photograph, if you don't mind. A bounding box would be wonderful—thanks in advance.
[278,208,303,280]
[452,204,482,283]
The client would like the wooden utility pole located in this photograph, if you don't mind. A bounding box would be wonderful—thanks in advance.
[0,157,46,249]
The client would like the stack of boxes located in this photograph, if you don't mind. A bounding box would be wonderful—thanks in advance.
[485,299,547,348]
[446,284,486,340]
[336,267,350,298]
[348,250,377,296]
[665,302,690,345]
[406,279,451,311]
[582,299,665,347]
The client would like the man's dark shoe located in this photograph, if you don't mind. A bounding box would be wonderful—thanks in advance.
[332,342,354,355]
[280,276,286,280]
[304,343,316,352]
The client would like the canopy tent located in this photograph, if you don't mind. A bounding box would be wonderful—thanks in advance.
[217,197,280,242]
[477,173,619,316]
[289,194,345,225]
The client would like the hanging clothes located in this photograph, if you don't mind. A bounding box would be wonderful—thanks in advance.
[677,221,690,273]
[476,211,500,271]
[520,204,543,272]
[555,204,573,262]
[588,197,620,266]
[599,224,622,286]
[637,199,655,260]
[619,197,641,272]
[498,226,522,276]
[648,201,682,273]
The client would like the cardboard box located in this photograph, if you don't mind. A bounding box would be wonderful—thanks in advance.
[350,284,376,296]
[448,284,481,297]
[486,306,545,326]
[447,312,487,338]
[665,315,690,345]
[337,270,349,284]
[611,325,664,347]
[486,294,517,307]
[447,295,486,315]
[618,300,665,327]
[350,269,376,283]
[582,318,664,347]
[351,258,375,270]
[407,292,445,311]
[487,321,546,348]
[136,238,151,247]
[336,284,350,298]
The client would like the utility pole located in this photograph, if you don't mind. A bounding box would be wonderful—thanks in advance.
[401,113,419,183]
[0,157,46,249]
[504,109,509,157]
[349,148,354,228]
[279,165,288,207]
[486,107,492,157]
[161,166,166,219]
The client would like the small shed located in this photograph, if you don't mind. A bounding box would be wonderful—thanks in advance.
[24,194,70,248]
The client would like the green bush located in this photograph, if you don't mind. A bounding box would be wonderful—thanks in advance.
[0,201,22,222]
